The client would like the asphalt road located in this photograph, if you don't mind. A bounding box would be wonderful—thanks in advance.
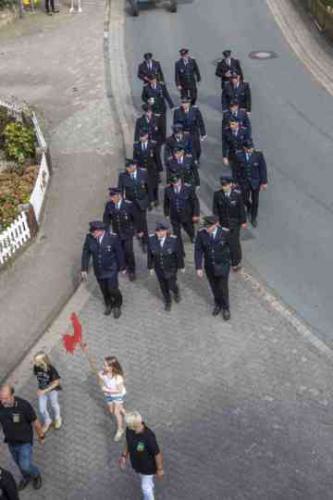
[125,0,333,343]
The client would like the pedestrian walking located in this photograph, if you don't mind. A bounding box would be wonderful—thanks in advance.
[175,48,201,105]
[164,123,193,164]
[222,99,251,136]
[103,188,138,281]
[33,351,62,434]
[137,53,165,84]
[213,175,247,271]
[164,174,200,253]
[0,467,19,500]
[99,356,126,442]
[235,140,268,227]
[119,411,164,500]
[45,0,59,15]
[133,130,162,207]
[0,385,44,492]
[215,49,243,90]
[166,146,200,189]
[118,159,150,252]
[81,221,125,318]
[222,72,251,114]
[222,118,250,177]
[173,97,206,163]
[141,74,174,144]
[148,222,184,311]
[195,215,231,320]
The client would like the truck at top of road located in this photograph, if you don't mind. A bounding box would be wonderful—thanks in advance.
[128,0,177,16]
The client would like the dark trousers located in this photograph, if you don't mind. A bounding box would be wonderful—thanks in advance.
[229,225,242,266]
[205,269,230,310]
[243,185,260,220]
[45,0,55,11]
[180,86,197,105]
[156,273,179,304]
[135,208,148,243]
[98,278,123,308]
[121,238,135,273]
[8,443,40,480]
[157,114,167,144]
[171,218,195,255]
[147,177,159,204]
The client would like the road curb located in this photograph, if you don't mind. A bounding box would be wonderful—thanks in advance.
[266,0,333,96]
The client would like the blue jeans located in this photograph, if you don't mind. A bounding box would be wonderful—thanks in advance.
[8,443,40,479]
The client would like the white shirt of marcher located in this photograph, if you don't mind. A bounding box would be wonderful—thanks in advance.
[159,237,166,247]
[211,228,218,239]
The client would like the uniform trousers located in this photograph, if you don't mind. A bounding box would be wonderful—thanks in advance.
[180,86,197,105]
[146,176,159,204]
[156,272,179,304]
[156,114,167,144]
[134,208,148,243]
[243,185,260,220]
[205,269,230,310]
[121,238,135,272]
[228,225,242,266]
[45,0,55,11]
[98,278,123,308]
[171,218,195,255]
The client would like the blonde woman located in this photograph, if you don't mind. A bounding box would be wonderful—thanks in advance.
[98,356,126,442]
[33,352,62,433]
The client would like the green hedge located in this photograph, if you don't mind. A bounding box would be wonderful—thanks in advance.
[0,0,16,9]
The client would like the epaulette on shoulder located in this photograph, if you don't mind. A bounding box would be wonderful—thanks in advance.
[221,227,230,232]
[184,182,191,187]
[170,235,177,239]
[198,227,205,232]
[124,199,132,203]
[233,187,241,194]
[149,233,155,238]
[175,106,181,111]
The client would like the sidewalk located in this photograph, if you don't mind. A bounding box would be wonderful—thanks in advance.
[0,0,123,379]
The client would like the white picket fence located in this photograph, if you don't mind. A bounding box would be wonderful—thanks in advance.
[0,99,50,266]
[0,212,31,265]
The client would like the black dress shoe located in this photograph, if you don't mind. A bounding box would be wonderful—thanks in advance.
[174,291,181,303]
[128,272,136,281]
[222,309,231,321]
[18,478,31,491]
[113,307,122,319]
[32,475,42,490]
[251,218,257,228]
[165,302,172,311]
[52,9,59,12]
[104,304,112,316]
[212,305,221,316]
[154,200,159,207]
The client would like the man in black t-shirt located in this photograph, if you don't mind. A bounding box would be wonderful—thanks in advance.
[119,411,164,499]
[0,467,19,500]
[0,385,44,492]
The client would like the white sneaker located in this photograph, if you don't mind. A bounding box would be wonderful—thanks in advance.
[78,7,82,12]
[42,422,52,434]
[114,429,124,442]
[69,7,74,12]
[54,417,62,430]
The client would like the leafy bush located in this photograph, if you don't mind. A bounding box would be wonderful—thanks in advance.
[0,0,16,9]
[3,121,36,167]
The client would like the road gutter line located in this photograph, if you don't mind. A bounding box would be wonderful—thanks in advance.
[266,0,333,96]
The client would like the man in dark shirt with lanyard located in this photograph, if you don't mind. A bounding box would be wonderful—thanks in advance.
[119,411,164,499]
[0,385,44,492]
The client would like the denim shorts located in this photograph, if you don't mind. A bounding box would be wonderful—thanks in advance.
[105,394,125,404]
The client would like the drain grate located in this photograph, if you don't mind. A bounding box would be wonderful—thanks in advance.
[248,51,278,60]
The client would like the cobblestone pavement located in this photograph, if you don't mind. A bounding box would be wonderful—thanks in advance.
[2,222,333,499]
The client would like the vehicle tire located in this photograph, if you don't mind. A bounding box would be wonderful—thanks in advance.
[169,0,177,12]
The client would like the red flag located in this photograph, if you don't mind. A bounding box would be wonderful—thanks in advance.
[62,313,83,354]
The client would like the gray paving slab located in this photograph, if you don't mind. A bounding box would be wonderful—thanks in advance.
[1,232,333,499]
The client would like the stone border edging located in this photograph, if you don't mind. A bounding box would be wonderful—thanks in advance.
[266,0,333,96]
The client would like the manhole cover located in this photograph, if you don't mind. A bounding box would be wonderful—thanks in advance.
[248,51,278,60]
